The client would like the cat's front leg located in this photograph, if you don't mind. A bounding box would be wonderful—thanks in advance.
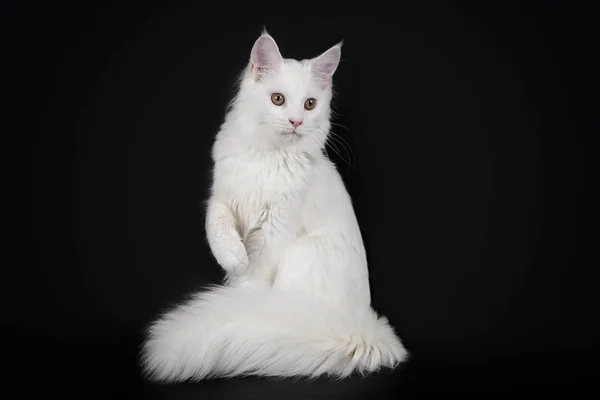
[205,198,249,276]
[243,200,303,284]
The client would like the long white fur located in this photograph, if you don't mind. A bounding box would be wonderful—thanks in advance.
[141,31,408,382]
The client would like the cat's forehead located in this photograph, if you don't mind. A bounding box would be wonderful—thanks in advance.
[269,58,317,93]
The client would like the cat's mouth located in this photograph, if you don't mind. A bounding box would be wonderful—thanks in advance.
[281,130,301,137]
[281,131,301,141]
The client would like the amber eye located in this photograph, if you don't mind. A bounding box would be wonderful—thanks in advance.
[304,98,317,110]
[271,93,285,106]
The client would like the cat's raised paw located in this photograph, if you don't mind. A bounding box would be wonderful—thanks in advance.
[215,238,249,273]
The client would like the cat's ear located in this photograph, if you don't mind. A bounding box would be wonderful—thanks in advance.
[250,34,283,81]
[310,42,342,89]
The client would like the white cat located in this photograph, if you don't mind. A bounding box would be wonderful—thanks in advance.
[141,31,408,381]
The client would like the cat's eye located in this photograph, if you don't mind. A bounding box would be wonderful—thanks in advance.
[304,98,317,110]
[271,93,285,106]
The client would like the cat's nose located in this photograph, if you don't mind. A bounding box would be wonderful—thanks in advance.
[289,118,303,128]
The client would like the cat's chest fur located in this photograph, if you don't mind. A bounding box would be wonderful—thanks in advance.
[214,149,316,233]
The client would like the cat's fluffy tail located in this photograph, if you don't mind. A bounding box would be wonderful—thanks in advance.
[141,284,408,381]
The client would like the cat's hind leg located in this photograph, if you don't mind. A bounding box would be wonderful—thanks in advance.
[271,233,407,376]
[272,233,369,307]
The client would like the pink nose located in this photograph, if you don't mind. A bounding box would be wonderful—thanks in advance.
[289,118,303,128]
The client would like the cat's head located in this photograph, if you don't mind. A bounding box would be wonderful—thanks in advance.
[229,32,342,151]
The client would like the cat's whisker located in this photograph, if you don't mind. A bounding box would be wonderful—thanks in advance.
[330,108,341,118]
[328,121,356,166]
[325,138,355,170]
[327,131,356,169]
[325,136,342,157]
[330,121,351,133]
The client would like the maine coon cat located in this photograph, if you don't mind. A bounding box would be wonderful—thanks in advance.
[141,32,408,381]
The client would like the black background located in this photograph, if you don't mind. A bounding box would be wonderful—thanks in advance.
[5,0,597,397]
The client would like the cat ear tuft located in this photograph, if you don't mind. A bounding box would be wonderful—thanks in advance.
[310,42,342,89]
[250,33,283,81]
